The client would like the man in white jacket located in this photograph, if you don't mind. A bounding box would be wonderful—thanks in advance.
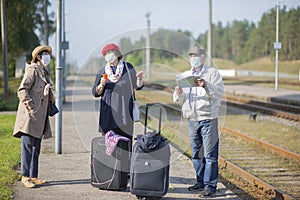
[173,47,224,197]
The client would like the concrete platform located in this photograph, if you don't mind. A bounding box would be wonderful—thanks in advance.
[225,84,300,106]
[12,76,240,200]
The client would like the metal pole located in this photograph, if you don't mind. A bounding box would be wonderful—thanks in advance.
[43,0,49,45]
[207,0,212,67]
[1,0,8,98]
[43,0,50,72]
[145,12,151,80]
[55,0,63,154]
[275,2,279,91]
[62,0,66,103]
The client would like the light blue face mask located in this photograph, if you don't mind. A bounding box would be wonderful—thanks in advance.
[105,52,117,63]
[41,54,51,66]
[190,56,201,69]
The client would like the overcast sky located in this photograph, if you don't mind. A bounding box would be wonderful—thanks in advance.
[48,0,300,67]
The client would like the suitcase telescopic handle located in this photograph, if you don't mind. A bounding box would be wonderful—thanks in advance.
[144,103,162,135]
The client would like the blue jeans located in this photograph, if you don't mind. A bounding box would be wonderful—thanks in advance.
[21,135,42,178]
[189,118,219,192]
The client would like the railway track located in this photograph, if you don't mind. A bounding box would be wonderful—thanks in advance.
[144,83,300,122]
[224,95,300,122]
[219,127,300,200]
[225,95,300,114]
[139,83,300,199]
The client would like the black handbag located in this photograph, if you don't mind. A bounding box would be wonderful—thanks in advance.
[49,101,59,117]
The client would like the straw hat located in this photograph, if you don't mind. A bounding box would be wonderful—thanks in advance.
[31,45,52,62]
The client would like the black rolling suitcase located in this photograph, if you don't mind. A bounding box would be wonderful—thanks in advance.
[91,136,130,190]
[130,103,171,199]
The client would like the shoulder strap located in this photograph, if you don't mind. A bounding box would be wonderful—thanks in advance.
[124,61,136,101]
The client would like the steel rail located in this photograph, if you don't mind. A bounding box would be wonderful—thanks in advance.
[225,94,300,114]
[218,157,295,200]
[221,127,300,164]
[225,99,300,122]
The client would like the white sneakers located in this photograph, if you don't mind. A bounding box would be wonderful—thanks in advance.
[21,176,35,188]
[21,176,46,188]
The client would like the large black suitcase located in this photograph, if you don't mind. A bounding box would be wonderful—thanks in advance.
[91,136,130,190]
[130,103,171,199]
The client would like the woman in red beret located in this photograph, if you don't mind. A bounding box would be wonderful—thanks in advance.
[92,43,145,148]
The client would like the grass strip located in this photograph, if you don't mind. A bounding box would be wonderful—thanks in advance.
[0,114,20,200]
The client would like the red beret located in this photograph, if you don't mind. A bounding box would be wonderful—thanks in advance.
[102,43,120,56]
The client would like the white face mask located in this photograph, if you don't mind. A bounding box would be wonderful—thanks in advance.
[41,54,51,66]
[105,52,117,63]
[190,56,201,69]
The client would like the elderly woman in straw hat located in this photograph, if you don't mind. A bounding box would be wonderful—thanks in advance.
[13,45,55,188]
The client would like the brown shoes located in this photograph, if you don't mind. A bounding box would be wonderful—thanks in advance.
[21,176,35,188]
[31,178,46,185]
[21,176,46,188]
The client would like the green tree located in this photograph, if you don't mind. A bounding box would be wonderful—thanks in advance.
[242,23,259,62]
[230,20,250,64]
[212,22,223,58]
[197,6,299,64]
[120,6,300,66]
[35,0,56,43]
[220,23,232,60]
[280,7,300,60]
[196,32,206,50]
[0,0,55,77]
[150,29,191,59]
[119,37,134,55]
[5,0,39,58]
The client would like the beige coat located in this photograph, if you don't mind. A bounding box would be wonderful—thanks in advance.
[13,63,53,139]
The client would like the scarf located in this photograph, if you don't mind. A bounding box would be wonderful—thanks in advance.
[35,64,54,97]
[105,130,130,156]
[104,60,124,82]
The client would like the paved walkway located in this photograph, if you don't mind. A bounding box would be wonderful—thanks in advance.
[225,84,300,106]
[12,76,240,200]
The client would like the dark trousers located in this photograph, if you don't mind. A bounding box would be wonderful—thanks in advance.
[21,135,41,178]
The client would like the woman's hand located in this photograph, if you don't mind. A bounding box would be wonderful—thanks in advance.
[96,77,107,95]
[136,71,145,80]
[100,77,107,86]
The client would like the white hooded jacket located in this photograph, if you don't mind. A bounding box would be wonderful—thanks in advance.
[173,64,224,121]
